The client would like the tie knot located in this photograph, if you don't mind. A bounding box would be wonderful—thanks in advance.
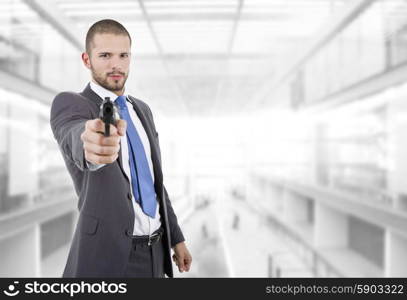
[116,95,127,110]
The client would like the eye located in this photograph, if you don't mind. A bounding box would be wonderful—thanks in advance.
[99,53,110,58]
[121,53,129,58]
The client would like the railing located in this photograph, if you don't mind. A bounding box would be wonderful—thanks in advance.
[249,202,343,277]
[0,197,75,241]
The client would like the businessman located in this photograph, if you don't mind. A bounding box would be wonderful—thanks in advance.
[50,19,192,277]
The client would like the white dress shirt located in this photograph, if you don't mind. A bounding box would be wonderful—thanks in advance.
[88,81,162,236]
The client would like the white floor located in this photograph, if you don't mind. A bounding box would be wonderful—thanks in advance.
[176,190,313,277]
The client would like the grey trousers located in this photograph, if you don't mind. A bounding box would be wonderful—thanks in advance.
[123,232,166,278]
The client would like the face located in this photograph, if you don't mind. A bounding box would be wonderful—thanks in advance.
[82,33,131,95]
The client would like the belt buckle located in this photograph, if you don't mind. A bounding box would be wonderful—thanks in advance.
[148,233,157,246]
[148,231,161,246]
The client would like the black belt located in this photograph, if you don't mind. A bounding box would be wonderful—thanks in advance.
[131,227,163,246]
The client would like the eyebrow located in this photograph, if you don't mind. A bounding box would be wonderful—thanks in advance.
[97,52,130,56]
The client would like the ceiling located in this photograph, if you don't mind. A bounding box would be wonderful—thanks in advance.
[3,0,351,116]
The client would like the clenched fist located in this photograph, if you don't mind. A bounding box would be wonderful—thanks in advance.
[80,118,127,165]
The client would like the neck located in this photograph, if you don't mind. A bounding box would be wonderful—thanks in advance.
[91,79,125,96]
[113,89,124,96]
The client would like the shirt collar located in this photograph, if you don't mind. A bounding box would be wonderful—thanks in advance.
[89,80,126,103]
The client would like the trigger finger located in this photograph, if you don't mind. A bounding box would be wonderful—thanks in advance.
[108,124,118,136]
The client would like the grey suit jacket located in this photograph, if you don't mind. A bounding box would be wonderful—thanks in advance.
[50,83,185,277]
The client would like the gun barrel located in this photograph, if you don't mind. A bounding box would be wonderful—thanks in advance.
[99,97,117,137]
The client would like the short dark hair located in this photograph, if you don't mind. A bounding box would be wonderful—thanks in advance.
[85,19,132,54]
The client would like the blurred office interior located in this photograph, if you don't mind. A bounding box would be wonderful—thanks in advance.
[0,0,407,277]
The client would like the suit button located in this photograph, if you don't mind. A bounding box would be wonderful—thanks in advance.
[125,229,132,237]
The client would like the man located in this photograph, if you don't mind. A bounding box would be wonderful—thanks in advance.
[50,19,192,277]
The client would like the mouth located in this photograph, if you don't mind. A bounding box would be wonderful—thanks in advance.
[108,74,123,80]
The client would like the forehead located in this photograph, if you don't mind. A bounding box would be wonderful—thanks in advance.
[91,33,131,51]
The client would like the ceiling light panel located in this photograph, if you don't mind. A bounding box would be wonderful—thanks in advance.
[154,21,233,53]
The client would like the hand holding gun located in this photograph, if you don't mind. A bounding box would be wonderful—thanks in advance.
[80,98,126,165]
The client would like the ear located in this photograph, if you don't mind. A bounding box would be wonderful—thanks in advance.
[81,52,91,69]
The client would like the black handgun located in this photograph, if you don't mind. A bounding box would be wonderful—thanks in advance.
[99,97,119,137]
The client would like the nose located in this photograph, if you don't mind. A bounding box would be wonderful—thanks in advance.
[108,55,122,71]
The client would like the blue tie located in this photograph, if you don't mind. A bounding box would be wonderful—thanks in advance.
[116,95,157,218]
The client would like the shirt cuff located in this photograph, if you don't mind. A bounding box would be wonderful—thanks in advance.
[85,160,106,171]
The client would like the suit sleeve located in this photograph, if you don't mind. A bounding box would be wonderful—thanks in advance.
[50,92,92,172]
[163,185,185,247]
[144,103,186,247]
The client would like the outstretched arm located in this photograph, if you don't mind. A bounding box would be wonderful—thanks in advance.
[50,92,126,171]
